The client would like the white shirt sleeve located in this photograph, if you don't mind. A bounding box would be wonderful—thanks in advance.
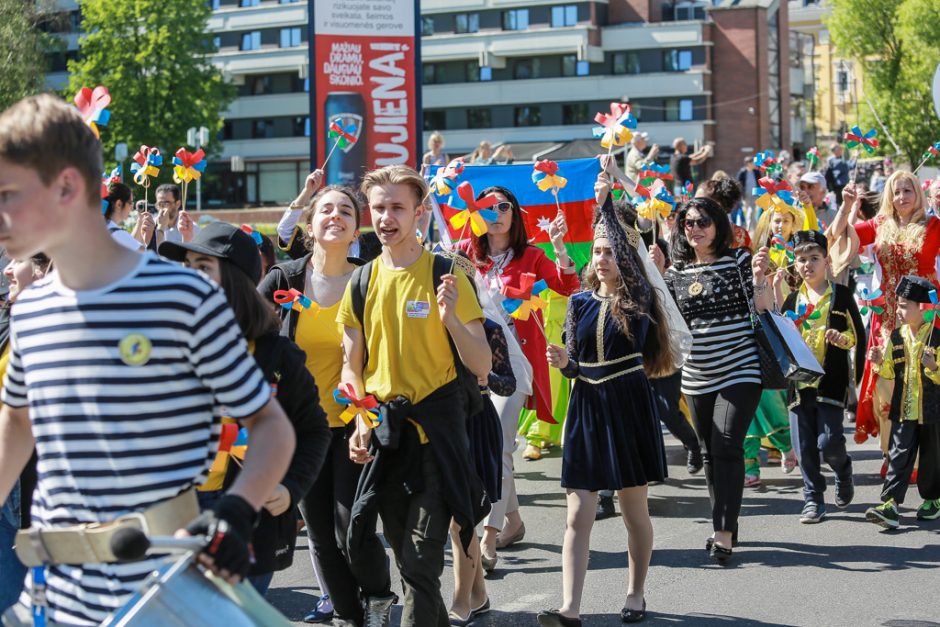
[277,207,303,244]
[112,228,144,251]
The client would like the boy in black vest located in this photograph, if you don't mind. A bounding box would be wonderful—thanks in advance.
[865,275,940,528]
[783,230,865,523]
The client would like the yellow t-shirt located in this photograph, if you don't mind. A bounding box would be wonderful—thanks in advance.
[295,300,346,428]
[336,250,483,404]
[0,343,10,389]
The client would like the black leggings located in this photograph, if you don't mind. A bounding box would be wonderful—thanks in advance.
[652,371,700,453]
[687,383,762,532]
[299,427,390,623]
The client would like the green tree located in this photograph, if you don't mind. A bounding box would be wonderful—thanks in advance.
[0,0,58,111]
[828,0,940,166]
[67,0,234,177]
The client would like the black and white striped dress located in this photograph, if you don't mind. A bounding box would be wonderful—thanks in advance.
[664,248,762,395]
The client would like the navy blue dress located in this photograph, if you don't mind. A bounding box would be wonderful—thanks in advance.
[560,291,667,491]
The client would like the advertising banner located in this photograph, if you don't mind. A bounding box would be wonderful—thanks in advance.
[311,0,420,187]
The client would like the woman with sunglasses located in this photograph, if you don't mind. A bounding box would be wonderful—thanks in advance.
[662,198,772,564]
[458,187,580,570]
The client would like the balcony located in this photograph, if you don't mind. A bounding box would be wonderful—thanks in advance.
[423,71,708,108]
[225,93,309,119]
[208,3,306,32]
[421,0,595,13]
[211,48,308,78]
[221,136,309,160]
[422,25,603,66]
[601,21,706,51]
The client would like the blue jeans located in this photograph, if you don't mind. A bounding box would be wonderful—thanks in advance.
[0,481,27,613]
[790,402,852,503]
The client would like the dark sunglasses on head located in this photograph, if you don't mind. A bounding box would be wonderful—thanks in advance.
[493,201,513,213]
[682,217,713,230]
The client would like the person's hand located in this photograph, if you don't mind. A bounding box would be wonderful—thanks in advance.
[546,343,569,369]
[752,246,770,282]
[436,274,460,327]
[594,171,611,205]
[650,143,661,155]
[156,205,173,230]
[304,170,324,195]
[549,211,569,249]
[137,212,155,245]
[842,182,858,208]
[348,418,374,464]
[798,190,812,206]
[178,210,195,243]
[825,329,848,348]
[477,374,488,386]
[923,348,938,372]
[649,244,666,274]
[598,154,614,173]
[177,494,257,584]
[868,345,884,366]
[263,484,291,517]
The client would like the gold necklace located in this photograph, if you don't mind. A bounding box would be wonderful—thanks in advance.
[688,257,715,296]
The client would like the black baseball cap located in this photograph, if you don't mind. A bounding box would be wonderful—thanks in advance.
[159,221,262,284]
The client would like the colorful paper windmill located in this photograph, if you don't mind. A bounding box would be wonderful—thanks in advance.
[611,181,626,201]
[430,158,465,197]
[753,177,796,213]
[857,288,885,316]
[805,147,820,168]
[328,120,358,150]
[754,151,781,175]
[273,288,314,313]
[73,86,111,139]
[172,148,207,184]
[592,102,636,150]
[500,272,549,322]
[925,142,940,160]
[241,224,264,245]
[218,423,250,460]
[334,382,381,427]
[532,160,567,193]
[100,181,110,215]
[771,235,795,262]
[638,163,673,186]
[637,183,675,221]
[130,145,162,186]
[922,289,940,323]
[448,181,500,237]
[103,165,121,188]
[844,126,879,154]
[677,180,694,203]
[785,303,821,330]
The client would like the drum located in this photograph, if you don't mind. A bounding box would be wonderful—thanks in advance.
[103,553,290,626]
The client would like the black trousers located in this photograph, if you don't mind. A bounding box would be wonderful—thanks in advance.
[687,383,762,532]
[652,371,700,453]
[790,401,853,503]
[299,427,391,623]
[882,421,940,504]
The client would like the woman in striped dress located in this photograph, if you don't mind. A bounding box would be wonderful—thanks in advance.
[662,197,772,563]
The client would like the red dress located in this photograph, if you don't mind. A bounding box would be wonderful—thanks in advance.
[458,242,580,424]
[854,216,940,442]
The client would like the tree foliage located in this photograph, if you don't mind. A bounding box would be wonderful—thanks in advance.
[828,0,940,166]
[67,0,234,177]
[0,0,58,111]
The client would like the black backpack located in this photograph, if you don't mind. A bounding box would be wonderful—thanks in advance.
[349,254,484,417]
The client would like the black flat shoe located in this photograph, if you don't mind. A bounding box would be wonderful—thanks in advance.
[709,543,733,565]
[596,495,617,520]
[705,527,739,551]
[537,609,582,627]
[621,600,647,623]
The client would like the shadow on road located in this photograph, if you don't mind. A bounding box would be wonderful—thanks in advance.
[472,610,791,625]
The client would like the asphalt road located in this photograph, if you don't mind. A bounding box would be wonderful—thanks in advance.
[267,426,940,626]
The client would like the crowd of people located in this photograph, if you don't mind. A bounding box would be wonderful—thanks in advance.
[0,92,939,627]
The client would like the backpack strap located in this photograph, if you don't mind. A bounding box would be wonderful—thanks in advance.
[349,260,374,364]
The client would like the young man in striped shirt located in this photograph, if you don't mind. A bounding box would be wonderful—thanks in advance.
[0,94,296,625]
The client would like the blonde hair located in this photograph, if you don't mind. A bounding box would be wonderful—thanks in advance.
[360,165,428,208]
[427,131,444,150]
[874,170,926,251]
[752,203,804,253]
[0,94,103,208]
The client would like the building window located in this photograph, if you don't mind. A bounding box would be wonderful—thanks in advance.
[240,0,259,7]
[480,66,493,81]
[562,103,589,125]
[212,36,221,50]
[665,99,694,121]
[240,31,261,51]
[514,105,541,127]
[421,17,434,36]
[673,1,706,20]
[465,60,480,82]
[514,58,540,80]
[279,27,301,48]
[613,51,641,75]
[424,110,446,131]
[551,5,578,27]
[502,9,529,31]
[467,108,491,129]
[293,116,310,137]
[562,56,590,77]
[455,13,479,34]
[423,64,436,85]
[664,49,693,71]
[210,0,220,9]
[252,119,274,139]
[248,75,271,95]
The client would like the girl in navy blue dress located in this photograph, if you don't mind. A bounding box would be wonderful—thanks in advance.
[538,172,675,627]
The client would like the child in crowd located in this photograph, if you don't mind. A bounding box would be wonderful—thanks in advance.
[865,275,940,528]
[781,231,865,523]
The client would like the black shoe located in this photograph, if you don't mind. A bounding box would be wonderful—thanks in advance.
[709,543,733,565]
[537,609,582,627]
[705,527,738,551]
[621,600,647,623]
[835,478,855,509]
[596,495,617,520]
[686,448,703,475]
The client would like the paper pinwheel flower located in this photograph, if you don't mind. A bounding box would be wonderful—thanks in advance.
[633,182,651,199]
[844,126,879,154]
[172,148,207,184]
[806,147,820,167]
[785,303,821,330]
[592,102,636,149]
[218,423,249,454]
[676,180,694,202]
[449,181,500,237]
[771,235,795,262]
[611,181,626,201]
[753,178,796,213]
[754,151,781,175]
[430,158,465,197]
[273,288,314,312]
[857,288,885,316]
[637,184,675,221]
[73,86,111,139]
[103,165,121,189]
[100,181,110,215]
[532,160,567,193]
[334,382,381,427]
[131,146,162,186]
[329,120,358,150]
[922,289,940,323]
[638,163,674,186]
[500,272,549,321]
[241,224,264,245]
[922,141,940,161]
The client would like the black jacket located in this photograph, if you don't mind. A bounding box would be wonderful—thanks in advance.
[258,253,311,340]
[783,283,866,408]
[886,326,940,425]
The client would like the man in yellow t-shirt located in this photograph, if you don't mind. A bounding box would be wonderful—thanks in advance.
[338,165,491,627]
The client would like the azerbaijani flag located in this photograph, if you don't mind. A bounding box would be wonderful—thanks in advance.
[428,158,601,269]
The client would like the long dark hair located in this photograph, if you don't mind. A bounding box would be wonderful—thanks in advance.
[670,197,732,265]
[218,259,279,342]
[467,186,529,265]
[104,183,132,221]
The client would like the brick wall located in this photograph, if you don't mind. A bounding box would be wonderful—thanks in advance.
[609,0,659,24]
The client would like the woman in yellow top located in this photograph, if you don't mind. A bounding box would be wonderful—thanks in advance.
[259,176,394,625]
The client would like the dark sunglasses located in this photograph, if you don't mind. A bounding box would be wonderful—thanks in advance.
[682,217,713,231]
[493,201,513,213]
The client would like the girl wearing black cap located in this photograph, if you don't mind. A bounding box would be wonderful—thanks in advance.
[159,223,331,595]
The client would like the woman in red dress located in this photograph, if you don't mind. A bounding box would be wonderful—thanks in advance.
[830,171,937,455]
[458,186,580,570]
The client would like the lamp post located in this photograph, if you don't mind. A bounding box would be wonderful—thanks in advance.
[187,127,210,210]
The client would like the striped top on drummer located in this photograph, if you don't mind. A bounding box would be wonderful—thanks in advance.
[1,253,271,626]
[663,247,762,395]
